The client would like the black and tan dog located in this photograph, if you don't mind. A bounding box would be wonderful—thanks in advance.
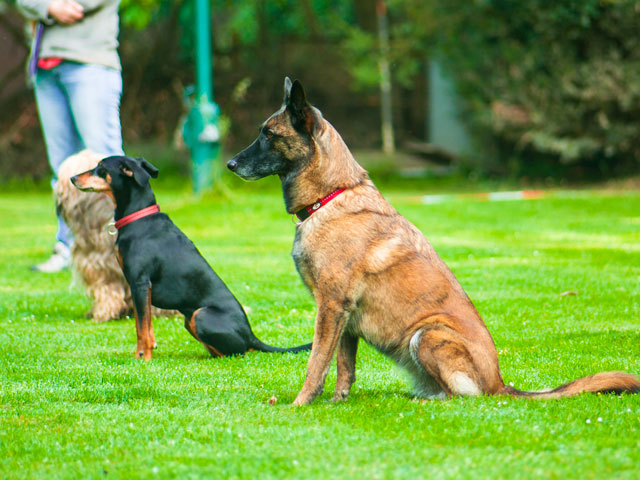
[228,77,639,405]
[71,155,311,360]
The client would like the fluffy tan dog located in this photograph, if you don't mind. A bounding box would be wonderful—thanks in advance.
[55,150,131,321]
[55,150,176,322]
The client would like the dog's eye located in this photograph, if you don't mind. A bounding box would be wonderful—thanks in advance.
[97,167,106,177]
[263,128,275,139]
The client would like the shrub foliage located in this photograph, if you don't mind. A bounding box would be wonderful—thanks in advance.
[436,0,640,176]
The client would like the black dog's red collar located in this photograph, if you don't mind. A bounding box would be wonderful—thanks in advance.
[294,189,345,223]
[114,204,160,230]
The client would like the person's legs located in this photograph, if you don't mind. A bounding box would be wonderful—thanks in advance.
[61,63,124,156]
[31,62,124,272]
[34,68,85,178]
[31,67,83,271]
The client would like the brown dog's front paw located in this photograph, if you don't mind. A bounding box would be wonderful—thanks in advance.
[330,390,349,402]
[292,392,316,406]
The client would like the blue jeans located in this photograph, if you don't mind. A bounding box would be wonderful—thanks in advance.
[34,62,124,247]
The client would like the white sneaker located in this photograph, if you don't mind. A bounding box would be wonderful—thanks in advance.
[31,242,71,273]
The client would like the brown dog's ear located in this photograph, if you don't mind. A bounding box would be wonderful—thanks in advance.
[286,79,317,135]
[282,76,293,106]
[288,79,307,116]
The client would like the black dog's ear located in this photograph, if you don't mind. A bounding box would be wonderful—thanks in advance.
[121,156,157,186]
[285,79,317,135]
[137,157,159,178]
[120,161,135,179]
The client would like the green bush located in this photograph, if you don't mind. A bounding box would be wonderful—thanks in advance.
[436,0,640,177]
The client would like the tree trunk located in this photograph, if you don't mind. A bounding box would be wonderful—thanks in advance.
[376,0,394,154]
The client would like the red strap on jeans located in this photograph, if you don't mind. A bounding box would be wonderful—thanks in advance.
[37,57,63,70]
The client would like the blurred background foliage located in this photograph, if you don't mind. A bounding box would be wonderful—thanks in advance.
[1,0,639,181]
[435,0,640,178]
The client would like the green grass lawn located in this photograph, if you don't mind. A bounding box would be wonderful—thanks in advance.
[1,176,639,479]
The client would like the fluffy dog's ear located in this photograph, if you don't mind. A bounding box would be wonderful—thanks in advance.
[286,79,317,135]
[121,157,157,186]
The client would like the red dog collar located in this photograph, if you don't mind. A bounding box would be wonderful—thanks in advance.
[294,189,345,223]
[114,204,160,230]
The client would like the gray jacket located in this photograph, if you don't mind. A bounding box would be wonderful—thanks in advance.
[17,0,121,71]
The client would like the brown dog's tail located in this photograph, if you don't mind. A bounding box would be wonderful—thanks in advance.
[502,371,640,399]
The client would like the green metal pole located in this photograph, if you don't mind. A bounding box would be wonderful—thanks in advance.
[196,0,212,101]
[189,0,220,193]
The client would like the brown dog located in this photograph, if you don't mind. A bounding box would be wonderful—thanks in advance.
[228,78,639,405]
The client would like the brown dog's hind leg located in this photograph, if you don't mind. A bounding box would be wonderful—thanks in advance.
[293,302,348,406]
[410,322,482,398]
[331,331,359,402]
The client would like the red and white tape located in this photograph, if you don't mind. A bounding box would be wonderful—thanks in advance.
[421,190,545,204]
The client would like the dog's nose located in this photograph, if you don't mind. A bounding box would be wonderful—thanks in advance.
[226,159,238,172]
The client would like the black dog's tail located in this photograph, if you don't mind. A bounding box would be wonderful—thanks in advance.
[252,339,312,354]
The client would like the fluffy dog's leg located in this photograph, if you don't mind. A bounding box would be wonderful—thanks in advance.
[90,283,129,322]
